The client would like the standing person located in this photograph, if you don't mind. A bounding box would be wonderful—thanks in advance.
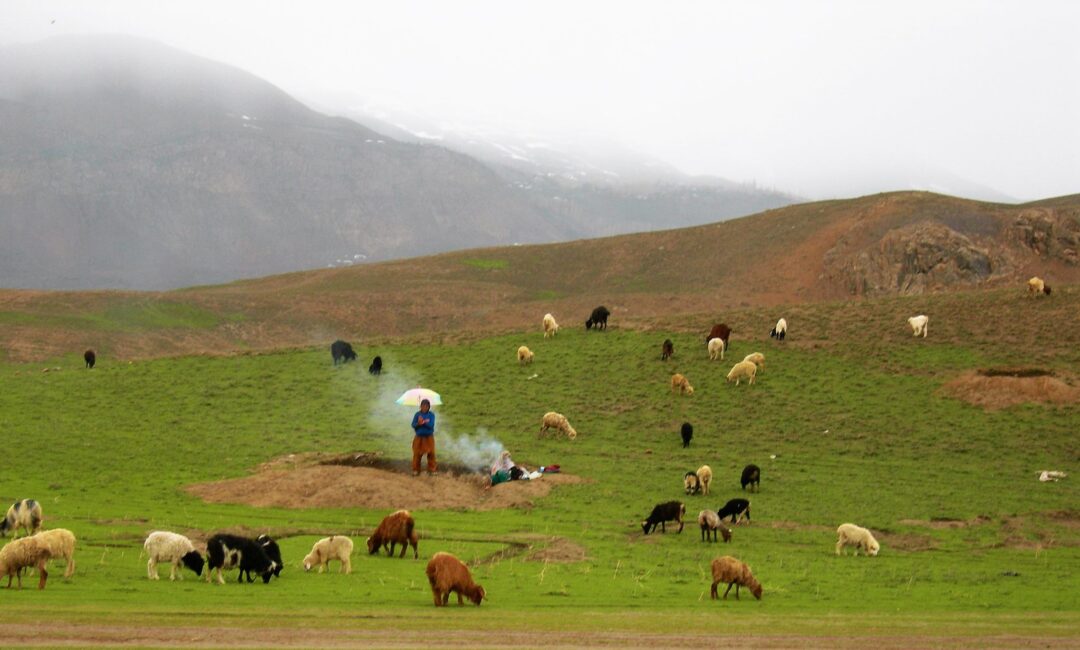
[411,399,437,476]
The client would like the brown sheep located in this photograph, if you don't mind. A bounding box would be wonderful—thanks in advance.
[710,555,762,601]
[671,373,694,395]
[0,537,51,589]
[367,510,418,559]
[425,551,485,606]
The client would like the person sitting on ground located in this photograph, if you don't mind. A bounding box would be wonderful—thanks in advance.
[489,450,516,488]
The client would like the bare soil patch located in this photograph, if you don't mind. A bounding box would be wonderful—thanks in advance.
[939,368,1080,409]
[898,516,992,530]
[186,452,583,512]
[525,537,588,563]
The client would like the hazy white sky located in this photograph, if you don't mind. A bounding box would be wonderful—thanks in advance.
[3,1,1078,200]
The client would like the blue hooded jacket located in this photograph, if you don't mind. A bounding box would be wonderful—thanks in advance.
[412,410,435,437]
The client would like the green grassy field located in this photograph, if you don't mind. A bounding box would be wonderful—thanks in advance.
[0,294,1077,646]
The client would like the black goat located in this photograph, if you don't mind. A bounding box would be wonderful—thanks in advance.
[205,534,276,584]
[255,534,283,579]
[84,349,96,369]
[741,464,761,492]
[680,422,693,448]
[641,501,685,534]
[369,355,383,375]
[717,498,751,525]
[585,306,610,331]
[331,340,357,365]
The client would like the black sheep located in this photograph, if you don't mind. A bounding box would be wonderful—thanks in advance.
[741,464,761,492]
[585,306,610,331]
[717,498,751,524]
[84,349,96,369]
[641,501,685,534]
[661,339,674,361]
[330,340,357,365]
[680,422,693,448]
[369,355,382,375]
[205,534,276,584]
[256,534,283,579]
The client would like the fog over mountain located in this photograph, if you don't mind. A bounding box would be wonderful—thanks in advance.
[0,35,793,290]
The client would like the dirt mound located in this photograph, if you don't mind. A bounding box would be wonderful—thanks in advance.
[939,368,1080,409]
[186,452,583,512]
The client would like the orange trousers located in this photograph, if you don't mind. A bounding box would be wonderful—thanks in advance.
[412,435,437,473]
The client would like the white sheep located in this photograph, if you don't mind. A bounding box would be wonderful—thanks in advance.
[31,529,76,579]
[539,411,577,439]
[303,535,354,574]
[835,523,880,556]
[770,318,787,341]
[726,360,757,386]
[1028,277,1051,297]
[907,315,929,338]
[543,313,559,338]
[742,352,765,372]
[144,531,205,581]
[708,337,725,361]
[517,345,534,365]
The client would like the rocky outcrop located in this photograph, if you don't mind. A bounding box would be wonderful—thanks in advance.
[1008,209,1080,265]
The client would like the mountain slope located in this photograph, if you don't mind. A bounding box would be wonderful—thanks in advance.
[0,191,1077,361]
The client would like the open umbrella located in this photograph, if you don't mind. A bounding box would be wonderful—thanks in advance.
[395,387,442,406]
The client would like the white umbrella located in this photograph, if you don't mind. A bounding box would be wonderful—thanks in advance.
[395,387,442,406]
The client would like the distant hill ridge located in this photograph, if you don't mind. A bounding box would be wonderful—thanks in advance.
[0,35,794,291]
[0,190,1076,361]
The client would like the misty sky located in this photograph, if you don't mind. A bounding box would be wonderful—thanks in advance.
[4,1,1078,201]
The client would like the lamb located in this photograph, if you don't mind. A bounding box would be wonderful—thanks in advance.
[256,534,284,579]
[661,339,675,361]
[697,510,732,543]
[641,501,685,534]
[907,315,929,338]
[205,533,277,584]
[426,551,485,606]
[367,510,419,559]
[539,411,578,439]
[717,498,751,525]
[708,337,725,361]
[741,464,761,492]
[517,345,534,365]
[543,313,559,338]
[1028,276,1052,296]
[0,499,43,538]
[770,318,787,341]
[84,349,96,368]
[585,305,610,330]
[726,360,757,386]
[710,555,762,600]
[680,422,693,448]
[0,537,50,589]
[32,528,76,579]
[742,352,765,372]
[835,523,880,556]
[143,531,204,581]
[303,535,354,574]
[671,373,694,395]
[705,323,732,351]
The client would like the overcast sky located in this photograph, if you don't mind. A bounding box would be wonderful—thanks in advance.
[4,1,1078,201]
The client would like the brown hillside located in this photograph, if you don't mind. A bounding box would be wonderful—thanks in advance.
[1,191,1077,361]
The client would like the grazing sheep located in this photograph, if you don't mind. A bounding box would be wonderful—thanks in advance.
[671,373,694,395]
[698,510,732,543]
[726,360,757,386]
[0,537,50,590]
[836,523,880,556]
[907,315,929,338]
[717,498,751,525]
[303,535,354,574]
[696,465,713,495]
[368,356,383,375]
[708,337,725,361]
[680,422,693,448]
[143,531,204,581]
[330,339,357,365]
[586,306,610,331]
[661,339,675,361]
[84,349,96,368]
[742,352,765,372]
[641,501,685,534]
[741,464,761,492]
[517,345,534,365]
[539,411,578,439]
[1028,276,1052,296]
[684,472,701,495]
[0,499,43,538]
[710,555,762,600]
[770,318,787,341]
[543,313,559,338]
[705,323,732,351]
[426,551,485,607]
[367,510,418,559]
[205,533,277,584]
[256,534,283,579]
[32,529,76,579]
